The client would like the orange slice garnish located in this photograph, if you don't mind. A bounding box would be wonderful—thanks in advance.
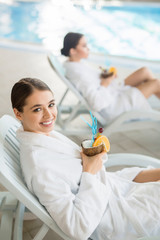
[108,66,117,75]
[93,135,110,152]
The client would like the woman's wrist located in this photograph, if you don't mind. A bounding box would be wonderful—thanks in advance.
[100,78,110,87]
[82,168,96,175]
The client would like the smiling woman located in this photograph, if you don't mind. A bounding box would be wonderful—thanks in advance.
[11,78,57,134]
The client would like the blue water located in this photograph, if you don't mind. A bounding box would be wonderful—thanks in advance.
[0,1,160,61]
[0,2,42,43]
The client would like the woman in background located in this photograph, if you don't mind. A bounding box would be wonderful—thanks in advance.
[61,32,160,122]
[11,78,160,240]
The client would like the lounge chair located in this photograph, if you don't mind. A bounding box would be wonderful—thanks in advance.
[47,53,160,137]
[0,114,160,240]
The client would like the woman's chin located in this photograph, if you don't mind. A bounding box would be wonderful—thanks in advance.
[40,122,55,133]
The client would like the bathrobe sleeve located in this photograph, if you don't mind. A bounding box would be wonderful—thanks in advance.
[32,169,110,240]
[65,64,115,112]
[75,76,114,112]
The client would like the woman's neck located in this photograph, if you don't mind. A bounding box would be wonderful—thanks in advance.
[69,56,82,62]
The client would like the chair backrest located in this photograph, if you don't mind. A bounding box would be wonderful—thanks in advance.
[47,53,107,126]
[0,115,71,240]
[48,53,66,78]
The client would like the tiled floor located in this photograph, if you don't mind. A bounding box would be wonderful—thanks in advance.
[23,219,63,240]
[0,44,160,239]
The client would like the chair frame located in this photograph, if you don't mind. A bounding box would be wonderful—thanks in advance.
[0,114,160,240]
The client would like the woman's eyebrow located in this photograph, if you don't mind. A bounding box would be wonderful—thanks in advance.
[49,99,55,103]
[30,99,55,109]
[30,104,42,110]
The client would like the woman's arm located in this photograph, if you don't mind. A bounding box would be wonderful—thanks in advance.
[100,74,116,88]
[81,151,104,174]
[133,168,160,183]
[65,65,115,111]
[75,77,115,112]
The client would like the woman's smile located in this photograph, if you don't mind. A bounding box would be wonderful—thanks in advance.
[40,119,54,126]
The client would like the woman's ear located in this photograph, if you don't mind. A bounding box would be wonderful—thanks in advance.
[13,108,22,121]
[69,48,76,56]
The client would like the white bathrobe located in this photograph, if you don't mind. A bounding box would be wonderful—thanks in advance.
[17,128,160,240]
[64,60,151,122]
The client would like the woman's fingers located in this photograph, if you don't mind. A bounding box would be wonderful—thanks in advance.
[81,150,106,174]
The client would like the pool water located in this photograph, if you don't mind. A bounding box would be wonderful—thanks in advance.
[0,1,41,43]
[0,1,160,61]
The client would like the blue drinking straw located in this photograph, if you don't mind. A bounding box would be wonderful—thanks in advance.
[80,112,97,146]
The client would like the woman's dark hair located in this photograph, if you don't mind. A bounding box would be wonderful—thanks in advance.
[61,32,84,57]
[11,78,52,112]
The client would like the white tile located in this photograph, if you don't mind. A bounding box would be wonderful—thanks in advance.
[24,220,63,240]
[23,219,42,232]
[0,184,7,191]
[43,229,64,240]
[23,231,32,240]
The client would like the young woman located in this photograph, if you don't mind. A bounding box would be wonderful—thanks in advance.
[12,78,160,240]
[61,32,160,122]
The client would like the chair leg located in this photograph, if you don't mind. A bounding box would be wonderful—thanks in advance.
[0,208,14,240]
[33,223,49,240]
[13,201,25,240]
[0,193,18,240]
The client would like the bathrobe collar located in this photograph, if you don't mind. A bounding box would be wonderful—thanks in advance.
[16,127,81,158]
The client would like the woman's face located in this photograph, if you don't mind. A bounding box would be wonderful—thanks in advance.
[72,36,89,60]
[14,89,57,135]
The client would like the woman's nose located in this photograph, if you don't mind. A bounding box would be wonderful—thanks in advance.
[43,108,52,118]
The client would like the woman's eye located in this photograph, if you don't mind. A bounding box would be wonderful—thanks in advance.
[33,108,41,112]
[49,103,55,107]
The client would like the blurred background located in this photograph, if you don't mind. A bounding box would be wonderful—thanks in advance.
[0,0,160,60]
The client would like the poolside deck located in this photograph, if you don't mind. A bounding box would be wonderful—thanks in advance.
[0,44,160,239]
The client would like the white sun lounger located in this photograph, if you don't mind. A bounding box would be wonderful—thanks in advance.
[0,114,160,240]
[48,53,160,137]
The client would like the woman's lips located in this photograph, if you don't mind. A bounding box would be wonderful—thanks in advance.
[40,120,53,126]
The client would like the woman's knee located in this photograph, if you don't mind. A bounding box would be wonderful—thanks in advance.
[139,67,153,79]
[153,79,160,89]
[140,66,148,72]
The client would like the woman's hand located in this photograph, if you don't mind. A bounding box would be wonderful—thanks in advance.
[81,151,106,175]
[100,74,116,87]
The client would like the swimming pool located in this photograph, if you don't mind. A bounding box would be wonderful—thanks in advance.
[0,1,160,61]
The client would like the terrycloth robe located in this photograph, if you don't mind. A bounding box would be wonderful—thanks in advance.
[17,128,160,240]
[64,60,151,122]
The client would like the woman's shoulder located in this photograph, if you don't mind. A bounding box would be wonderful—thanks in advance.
[64,60,87,70]
[64,60,91,81]
[16,128,80,154]
[16,127,42,144]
